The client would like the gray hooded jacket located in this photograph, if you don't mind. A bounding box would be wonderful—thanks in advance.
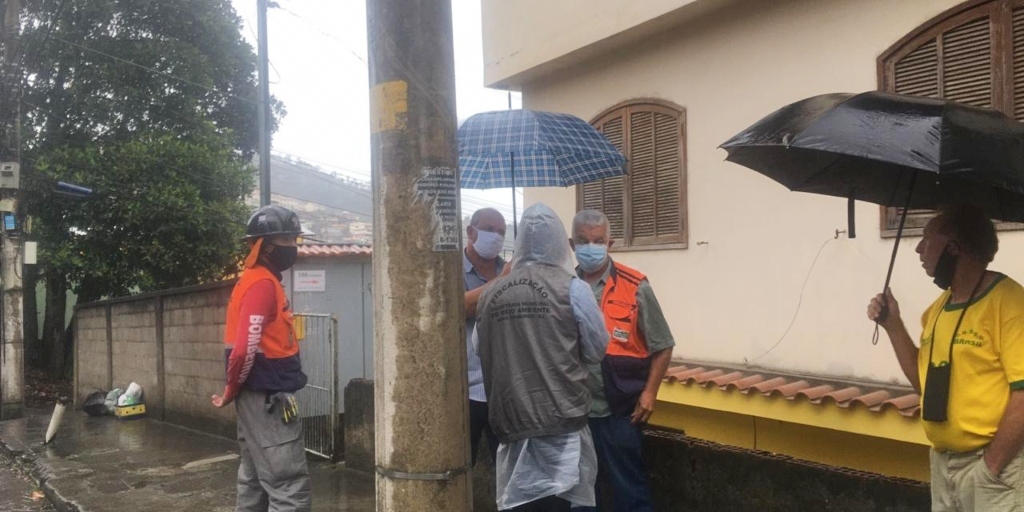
[477,204,592,442]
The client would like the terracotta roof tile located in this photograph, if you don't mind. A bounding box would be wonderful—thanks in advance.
[724,374,765,392]
[662,361,920,418]
[823,386,864,406]
[849,390,892,409]
[297,244,372,257]
[768,380,811,398]
[666,366,706,382]
[692,369,725,386]
[707,371,745,388]
[794,384,835,402]
[874,393,922,417]
[745,376,788,394]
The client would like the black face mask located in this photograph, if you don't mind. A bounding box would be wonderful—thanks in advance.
[265,245,297,273]
[932,246,958,290]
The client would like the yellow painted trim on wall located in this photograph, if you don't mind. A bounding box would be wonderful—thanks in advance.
[756,416,930,481]
[650,401,931,481]
[652,400,755,448]
[656,380,929,446]
[650,382,933,481]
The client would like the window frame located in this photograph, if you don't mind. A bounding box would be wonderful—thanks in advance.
[576,99,688,251]
[877,0,1024,237]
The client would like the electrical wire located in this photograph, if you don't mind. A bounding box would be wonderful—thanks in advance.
[745,236,835,365]
[13,249,21,281]
[272,153,518,220]
[272,152,373,180]
[242,14,282,85]
[26,94,382,221]
[22,96,254,188]
[48,36,257,105]
[0,0,71,117]
[30,22,519,228]
[274,3,368,65]
[22,96,378,219]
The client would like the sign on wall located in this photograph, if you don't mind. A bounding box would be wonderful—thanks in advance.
[294,270,326,292]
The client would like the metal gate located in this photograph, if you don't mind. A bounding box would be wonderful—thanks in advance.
[295,313,338,460]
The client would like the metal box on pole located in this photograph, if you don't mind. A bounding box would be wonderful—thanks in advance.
[0,162,19,189]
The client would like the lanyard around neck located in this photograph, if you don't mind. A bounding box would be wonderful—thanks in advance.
[926,273,988,366]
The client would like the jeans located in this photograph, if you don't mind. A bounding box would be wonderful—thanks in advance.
[470,399,499,466]
[571,416,652,512]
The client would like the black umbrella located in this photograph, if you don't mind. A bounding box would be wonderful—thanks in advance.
[720,91,1024,336]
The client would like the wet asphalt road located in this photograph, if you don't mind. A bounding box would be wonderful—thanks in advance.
[0,456,53,512]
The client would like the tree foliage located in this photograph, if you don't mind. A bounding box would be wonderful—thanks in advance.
[31,127,253,298]
[20,0,283,297]
[12,0,283,373]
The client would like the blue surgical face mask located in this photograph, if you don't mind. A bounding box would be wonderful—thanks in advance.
[472,229,505,260]
[575,243,608,273]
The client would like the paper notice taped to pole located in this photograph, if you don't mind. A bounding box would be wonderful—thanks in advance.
[415,167,460,252]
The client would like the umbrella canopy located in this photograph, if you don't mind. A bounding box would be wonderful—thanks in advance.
[458,109,626,189]
[720,91,1024,222]
[721,91,1024,341]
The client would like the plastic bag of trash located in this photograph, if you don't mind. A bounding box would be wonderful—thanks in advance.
[118,382,143,406]
[82,391,108,416]
[104,388,123,413]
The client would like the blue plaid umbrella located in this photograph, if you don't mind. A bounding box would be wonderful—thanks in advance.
[458,110,626,234]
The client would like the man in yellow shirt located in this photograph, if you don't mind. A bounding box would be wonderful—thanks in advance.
[868,205,1024,511]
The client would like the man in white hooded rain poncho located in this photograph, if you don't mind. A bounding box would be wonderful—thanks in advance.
[475,203,609,511]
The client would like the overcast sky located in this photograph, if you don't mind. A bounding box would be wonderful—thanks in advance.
[229,0,523,223]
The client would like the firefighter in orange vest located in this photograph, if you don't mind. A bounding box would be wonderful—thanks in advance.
[569,210,675,512]
[212,204,311,511]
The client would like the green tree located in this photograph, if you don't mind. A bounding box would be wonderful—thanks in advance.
[15,0,281,376]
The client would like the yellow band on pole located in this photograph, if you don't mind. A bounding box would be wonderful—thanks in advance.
[370,80,408,134]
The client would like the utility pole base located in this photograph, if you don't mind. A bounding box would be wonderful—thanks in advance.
[376,476,472,511]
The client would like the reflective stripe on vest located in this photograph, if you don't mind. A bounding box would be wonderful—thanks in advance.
[600,262,649,359]
[224,265,297,359]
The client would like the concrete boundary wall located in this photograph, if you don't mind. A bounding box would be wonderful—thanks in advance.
[74,281,237,438]
[344,380,929,512]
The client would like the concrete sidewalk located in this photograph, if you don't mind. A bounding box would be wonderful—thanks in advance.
[0,408,373,511]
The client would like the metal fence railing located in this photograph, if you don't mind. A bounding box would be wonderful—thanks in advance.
[294,313,338,460]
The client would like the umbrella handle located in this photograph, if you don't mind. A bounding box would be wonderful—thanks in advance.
[511,153,517,238]
[876,303,889,324]
[874,172,917,345]
[872,311,887,345]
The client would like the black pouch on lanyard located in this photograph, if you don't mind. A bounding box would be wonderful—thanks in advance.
[922,363,952,422]
[921,275,985,423]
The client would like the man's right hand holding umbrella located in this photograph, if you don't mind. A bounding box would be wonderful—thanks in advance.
[866,288,919,394]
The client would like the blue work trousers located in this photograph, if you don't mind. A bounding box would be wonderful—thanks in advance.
[571,415,652,512]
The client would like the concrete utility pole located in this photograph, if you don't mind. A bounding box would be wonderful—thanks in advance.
[257,0,271,206]
[0,0,23,421]
[366,0,470,510]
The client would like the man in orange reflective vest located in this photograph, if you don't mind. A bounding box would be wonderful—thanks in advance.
[212,205,311,511]
[569,210,675,512]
